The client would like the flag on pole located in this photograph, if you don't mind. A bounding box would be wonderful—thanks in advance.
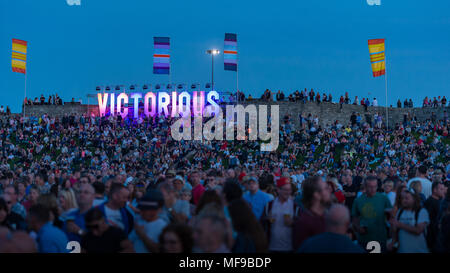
[12,39,27,74]
[153,37,170,74]
[368,39,385,77]
[224,33,237,71]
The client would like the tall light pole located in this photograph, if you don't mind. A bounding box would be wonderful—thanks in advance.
[206,49,220,90]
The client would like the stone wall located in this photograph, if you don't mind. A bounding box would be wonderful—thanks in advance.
[22,101,448,128]
[240,100,449,128]
[23,103,99,117]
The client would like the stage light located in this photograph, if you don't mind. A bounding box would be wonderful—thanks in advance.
[206,49,220,55]
[205,83,211,89]
[143,85,148,90]
[130,85,135,90]
[167,84,172,89]
[191,84,197,89]
[177,84,183,89]
[115,86,121,91]
[155,84,161,90]
[105,86,111,91]
[95,86,101,91]
[206,49,220,90]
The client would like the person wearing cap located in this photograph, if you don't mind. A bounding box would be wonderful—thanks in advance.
[128,189,167,253]
[172,175,185,193]
[81,208,134,253]
[243,176,272,220]
[166,170,176,179]
[261,177,301,253]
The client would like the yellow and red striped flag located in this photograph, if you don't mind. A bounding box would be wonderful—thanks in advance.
[368,39,385,77]
[12,38,27,74]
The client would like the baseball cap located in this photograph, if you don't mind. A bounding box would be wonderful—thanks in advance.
[245,176,258,183]
[238,172,247,182]
[276,177,290,188]
[137,189,164,210]
[173,175,184,184]
[166,170,176,177]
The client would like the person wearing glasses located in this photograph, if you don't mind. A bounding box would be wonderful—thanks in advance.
[62,184,95,242]
[81,207,134,253]
[0,195,26,231]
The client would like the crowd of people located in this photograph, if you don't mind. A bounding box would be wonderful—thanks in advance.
[24,94,63,106]
[0,94,449,253]
[423,96,448,108]
[235,89,449,111]
[0,106,11,115]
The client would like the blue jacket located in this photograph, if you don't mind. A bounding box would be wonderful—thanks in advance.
[37,222,69,253]
[62,208,90,242]
[96,203,134,235]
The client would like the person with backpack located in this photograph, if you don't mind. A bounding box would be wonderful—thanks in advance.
[260,177,300,253]
[388,190,430,253]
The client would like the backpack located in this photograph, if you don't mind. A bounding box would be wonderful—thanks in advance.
[397,207,432,250]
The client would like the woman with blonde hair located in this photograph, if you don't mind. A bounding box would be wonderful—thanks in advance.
[409,180,426,206]
[58,188,78,220]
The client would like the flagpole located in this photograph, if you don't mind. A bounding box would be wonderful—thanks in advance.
[384,54,389,129]
[236,39,239,103]
[23,71,27,119]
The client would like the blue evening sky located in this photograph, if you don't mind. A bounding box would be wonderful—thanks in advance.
[1,0,450,112]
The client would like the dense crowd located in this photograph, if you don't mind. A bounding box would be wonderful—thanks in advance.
[0,98,449,253]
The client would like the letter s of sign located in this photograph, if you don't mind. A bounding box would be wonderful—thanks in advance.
[67,241,81,253]
[367,0,381,5]
[366,241,381,253]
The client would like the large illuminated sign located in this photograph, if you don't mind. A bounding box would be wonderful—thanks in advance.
[97,90,280,152]
[97,91,220,119]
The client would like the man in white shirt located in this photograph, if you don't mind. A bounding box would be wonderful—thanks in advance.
[407,165,432,199]
[263,177,298,252]
[129,189,167,253]
[373,98,378,106]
